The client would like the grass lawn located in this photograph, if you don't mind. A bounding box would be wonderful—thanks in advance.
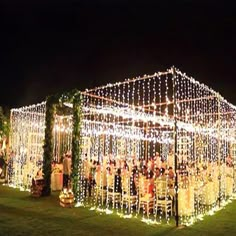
[1,185,236,236]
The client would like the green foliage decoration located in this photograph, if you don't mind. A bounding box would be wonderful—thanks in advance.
[0,106,10,139]
[71,90,83,201]
[42,90,83,199]
[42,95,58,196]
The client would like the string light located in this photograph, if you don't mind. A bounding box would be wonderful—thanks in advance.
[9,102,46,190]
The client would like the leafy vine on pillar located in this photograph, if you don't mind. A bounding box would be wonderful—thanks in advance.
[71,90,83,202]
[42,95,58,196]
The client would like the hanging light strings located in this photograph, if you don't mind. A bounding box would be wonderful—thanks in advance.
[9,102,46,189]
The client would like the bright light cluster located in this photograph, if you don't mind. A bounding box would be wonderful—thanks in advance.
[9,102,46,189]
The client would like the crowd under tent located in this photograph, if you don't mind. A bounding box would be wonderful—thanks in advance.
[8,67,236,226]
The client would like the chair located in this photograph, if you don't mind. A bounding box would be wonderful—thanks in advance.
[121,175,138,213]
[138,176,155,215]
[106,174,122,209]
[94,171,107,206]
[155,179,173,218]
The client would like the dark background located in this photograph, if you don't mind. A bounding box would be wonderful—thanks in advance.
[0,0,236,108]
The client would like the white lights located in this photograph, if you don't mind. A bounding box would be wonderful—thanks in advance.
[9,102,46,190]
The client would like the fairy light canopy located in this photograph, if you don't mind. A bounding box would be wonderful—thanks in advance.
[10,67,236,155]
[59,67,236,144]
[10,67,236,158]
[8,67,236,227]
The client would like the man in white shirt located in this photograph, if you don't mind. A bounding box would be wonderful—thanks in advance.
[63,154,71,188]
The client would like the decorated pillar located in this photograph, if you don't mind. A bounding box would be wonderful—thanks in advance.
[42,95,57,196]
[71,91,83,202]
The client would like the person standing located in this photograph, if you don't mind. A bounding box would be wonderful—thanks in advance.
[63,154,71,188]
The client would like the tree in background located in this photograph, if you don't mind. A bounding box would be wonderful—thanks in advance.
[0,106,10,141]
[0,106,10,171]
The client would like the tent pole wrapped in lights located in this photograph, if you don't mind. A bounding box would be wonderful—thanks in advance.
[8,67,236,226]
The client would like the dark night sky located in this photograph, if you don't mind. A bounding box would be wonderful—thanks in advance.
[0,1,236,108]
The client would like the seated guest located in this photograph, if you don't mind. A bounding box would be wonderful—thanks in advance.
[167,150,174,168]
[106,167,113,190]
[154,152,161,169]
[161,159,167,170]
[146,166,154,180]
[123,160,129,171]
[160,167,166,177]
[226,155,233,167]
[146,171,155,198]
[148,157,154,171]
[142,165,148,177]
[168,167,175,179]
[138,158,145,171]
[154,167,161,179]
[94,162,101,186]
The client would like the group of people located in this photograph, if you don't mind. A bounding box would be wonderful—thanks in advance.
[79,151,176,200]
[60,150,235,201]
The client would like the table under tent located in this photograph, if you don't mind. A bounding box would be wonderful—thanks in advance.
[9,67,236,226]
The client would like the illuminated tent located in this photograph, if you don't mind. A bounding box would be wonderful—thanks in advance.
[9,67,236,226]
